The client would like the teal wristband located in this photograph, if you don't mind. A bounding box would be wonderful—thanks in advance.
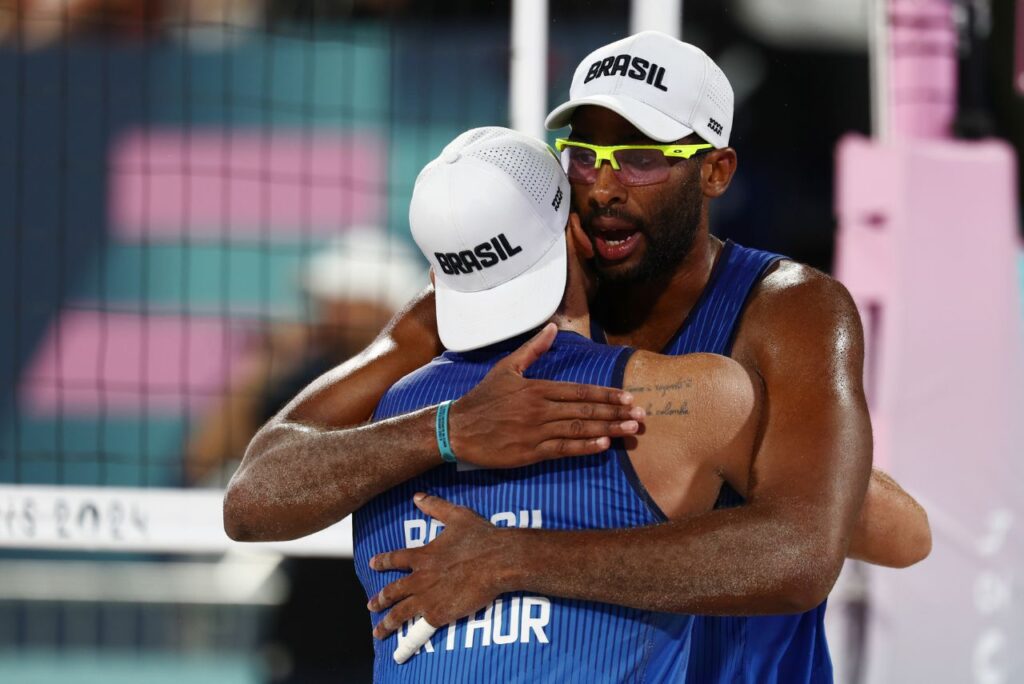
[435,400,457,463]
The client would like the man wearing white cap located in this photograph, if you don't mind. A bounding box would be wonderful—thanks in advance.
[351,125,764,681]
[365,33,884,684]
[351,126,921,682]
[227,33,929,683]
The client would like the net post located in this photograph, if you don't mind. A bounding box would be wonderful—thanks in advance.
[873,0,958,142]
[869,0,891,141]
[1016,0,1024,94]
[630,0,683,39]
[510,0,548,140]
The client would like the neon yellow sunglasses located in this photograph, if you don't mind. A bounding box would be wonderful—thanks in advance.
[554,138,712,186]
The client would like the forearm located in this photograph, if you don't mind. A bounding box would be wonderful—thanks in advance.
[503,502,844,616]
[224,407,442,541]
[848,468,931,567]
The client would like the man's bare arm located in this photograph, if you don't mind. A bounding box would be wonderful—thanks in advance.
[223,292,641,542]
[502,269,871,614]
[849,468,931,568]
[224,292,443,541]
[624,352,761,520]
[368,266,873,628]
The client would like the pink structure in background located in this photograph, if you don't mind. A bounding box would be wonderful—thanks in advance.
[835,135,1024,684]
[21,311,251,415]
[1016,0,1024,95]
[833,2,1023,680]
[110,129,386,238]
[884,0,958,139]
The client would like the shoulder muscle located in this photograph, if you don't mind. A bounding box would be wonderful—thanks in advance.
[626,351,761,509]
[737,261,864,387]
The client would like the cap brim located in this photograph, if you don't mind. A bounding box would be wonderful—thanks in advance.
[545,93,695,143]
[435,236,566,352]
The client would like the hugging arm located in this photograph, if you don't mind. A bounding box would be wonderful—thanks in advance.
[369,269,877,634]
[496,273,873,614]
[223,291,444,541]
[849,468,931,567]
[223,290,640,542]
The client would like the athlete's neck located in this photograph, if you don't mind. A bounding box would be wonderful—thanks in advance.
[596,233,723,351]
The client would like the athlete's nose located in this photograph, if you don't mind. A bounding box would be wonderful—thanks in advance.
[589,159,627,208]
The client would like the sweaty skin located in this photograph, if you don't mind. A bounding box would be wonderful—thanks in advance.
[225,109,930,632]
[364,108,928,635]
[623,352,760,520]
[224,288,642,541]
[368,340,767,642]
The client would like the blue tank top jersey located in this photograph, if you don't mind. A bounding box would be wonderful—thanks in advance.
[593,240,832,684]
[353,331,692,683]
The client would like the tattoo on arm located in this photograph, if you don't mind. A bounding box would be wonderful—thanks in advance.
[625,378,693,417]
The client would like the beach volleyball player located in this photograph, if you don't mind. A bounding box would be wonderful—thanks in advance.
[355,126,769,681]
[226,32,931,683]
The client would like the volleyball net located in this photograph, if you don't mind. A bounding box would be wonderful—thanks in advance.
[3,3,1022,682]
[0,2,526,557]
[0,5,550,678]
[0,4,646,676]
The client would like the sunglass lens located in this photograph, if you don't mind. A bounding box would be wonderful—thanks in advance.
[561,147,597,184]
[613,148,670,185]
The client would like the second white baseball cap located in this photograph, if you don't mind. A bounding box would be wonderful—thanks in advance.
[409,127,570,352]
[545,31,734,147]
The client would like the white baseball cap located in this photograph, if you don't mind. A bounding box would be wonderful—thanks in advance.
[545,31,734,147]
[409,127,571,352]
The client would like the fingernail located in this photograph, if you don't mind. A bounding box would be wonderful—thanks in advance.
[596,437,610,448]
[620,392,633,404]
[622,420,638,432]
[630,407,645,420]
[369,556,378,570]
[413,492,426,502]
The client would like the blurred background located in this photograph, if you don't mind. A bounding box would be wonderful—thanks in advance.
[0,0,1020,682]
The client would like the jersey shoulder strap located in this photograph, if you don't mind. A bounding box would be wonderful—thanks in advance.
[665,240,784,356]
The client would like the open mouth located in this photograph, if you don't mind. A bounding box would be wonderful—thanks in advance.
[594,230,642,262]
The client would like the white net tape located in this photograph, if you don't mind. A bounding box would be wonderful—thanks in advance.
[0,485,353,558]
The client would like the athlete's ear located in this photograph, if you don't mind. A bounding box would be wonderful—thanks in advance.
[701,147,737,199]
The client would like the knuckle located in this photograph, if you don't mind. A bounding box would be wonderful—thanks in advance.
[407,570,428,589]
[398,603,417,623]
[575,384,588,400]
[526,406,545,426]
[569,419,584,436]
[390,606,404,624]
[579,403,594,419]
[557,439,570,456]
